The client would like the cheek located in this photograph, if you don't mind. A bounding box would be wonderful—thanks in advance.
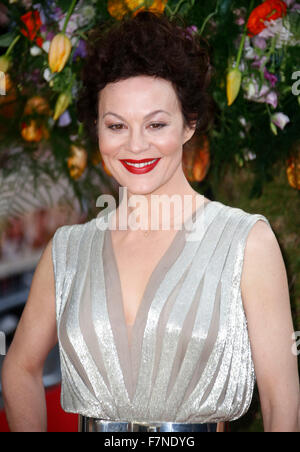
[156,134,183,157]
[98,133,120,158]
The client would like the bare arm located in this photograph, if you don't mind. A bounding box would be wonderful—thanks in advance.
[241,220,300,432]
[1,237,58,432]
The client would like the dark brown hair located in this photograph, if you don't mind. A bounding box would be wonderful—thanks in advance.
[77,10,215,142]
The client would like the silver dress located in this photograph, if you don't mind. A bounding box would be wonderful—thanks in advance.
[51,200,271,424]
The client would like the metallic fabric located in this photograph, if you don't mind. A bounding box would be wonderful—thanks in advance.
[78,415,218,432]
[52,200,272,424]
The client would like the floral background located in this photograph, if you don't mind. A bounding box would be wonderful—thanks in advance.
[0,0,299,432]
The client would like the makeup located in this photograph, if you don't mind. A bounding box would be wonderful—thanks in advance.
[120,158,161,174]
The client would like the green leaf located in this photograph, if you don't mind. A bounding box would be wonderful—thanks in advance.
[0,32,16,48]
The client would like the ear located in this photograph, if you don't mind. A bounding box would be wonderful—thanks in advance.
[183,120,197,145]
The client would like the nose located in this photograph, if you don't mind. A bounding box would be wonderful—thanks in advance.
[126,127,150,153]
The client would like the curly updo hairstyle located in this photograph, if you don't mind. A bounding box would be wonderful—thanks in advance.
[77,10,215,143]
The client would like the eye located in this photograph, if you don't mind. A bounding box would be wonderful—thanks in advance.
[107,122,167,131]
[149,123,167,130]
[107,124,123,131]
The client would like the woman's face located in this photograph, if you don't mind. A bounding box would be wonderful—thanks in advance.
[97,75,195,195]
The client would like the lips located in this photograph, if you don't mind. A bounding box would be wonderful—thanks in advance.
[120,158,161,174]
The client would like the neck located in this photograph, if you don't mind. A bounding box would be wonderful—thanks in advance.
[116,166,206,231]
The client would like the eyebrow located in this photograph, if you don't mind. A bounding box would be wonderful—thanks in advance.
[102,110,171,120]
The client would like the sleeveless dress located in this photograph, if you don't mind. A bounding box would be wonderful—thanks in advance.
[51,200,272,424]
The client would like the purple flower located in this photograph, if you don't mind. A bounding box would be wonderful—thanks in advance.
[243,76,278,108]
[72,39,87,60]
[291,3,300,11]
[46,31,55,41]
[58,110,72,127]
[186,25,198,35]
[252,36,267,50]
[284,0,296,6]
[251,55,268,69]
[265,91,278,109]
[0,3,8,27]
[264,69,278,87]
[184,25,198,40]
[235,17,245,25]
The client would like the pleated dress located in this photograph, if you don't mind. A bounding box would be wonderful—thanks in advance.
[51,199,271,424]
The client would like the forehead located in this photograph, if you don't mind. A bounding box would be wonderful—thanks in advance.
[98,75,180,113]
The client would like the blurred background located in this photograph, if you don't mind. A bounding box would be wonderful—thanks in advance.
[0,0,299,432]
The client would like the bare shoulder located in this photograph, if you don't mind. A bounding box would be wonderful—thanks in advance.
[242,218,279,273]
[244,218,276,250]
[241,217,289,312]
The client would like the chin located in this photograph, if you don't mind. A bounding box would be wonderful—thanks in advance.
[125,183,159,196]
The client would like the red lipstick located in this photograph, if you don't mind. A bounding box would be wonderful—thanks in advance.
[120,158,161,174]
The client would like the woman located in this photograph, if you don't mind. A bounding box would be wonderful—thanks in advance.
[2,11,299,433]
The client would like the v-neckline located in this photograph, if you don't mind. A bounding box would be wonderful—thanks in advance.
[105,200,213,340]
[99,199,216,403]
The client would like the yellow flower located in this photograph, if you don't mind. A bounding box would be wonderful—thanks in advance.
[48,33,72,73]
[126,0,167,16]
[226,68,242,106]
[53,91,72,121]
[0,55,11,73]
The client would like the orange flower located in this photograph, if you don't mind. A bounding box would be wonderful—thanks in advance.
[20,10,44,48]
[21,120,44,142]
[286,152,300,190]
[108,0,167,20]
[24,96,51,116]
[126,0,167,16]
[67,144,88,180]
[107,0,130,20]
[247,0,287,37]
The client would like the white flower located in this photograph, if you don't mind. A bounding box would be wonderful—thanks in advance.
[43,68,55,82]
[244,80,256,98]
[244,37,256,60]
[243,149,256,161]
[42,41,51,53]
[70,36,77,46]
[259,18,299,47]
[47,117,55,128]
[239,116,247,128]
[21,0,32,8]
[80,6,95,25]
[30,45,42,56]
[271,112,290,130]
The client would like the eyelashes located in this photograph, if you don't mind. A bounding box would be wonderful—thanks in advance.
[107,123,167,131]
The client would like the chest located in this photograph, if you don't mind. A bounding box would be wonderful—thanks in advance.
[110,229,180,327]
